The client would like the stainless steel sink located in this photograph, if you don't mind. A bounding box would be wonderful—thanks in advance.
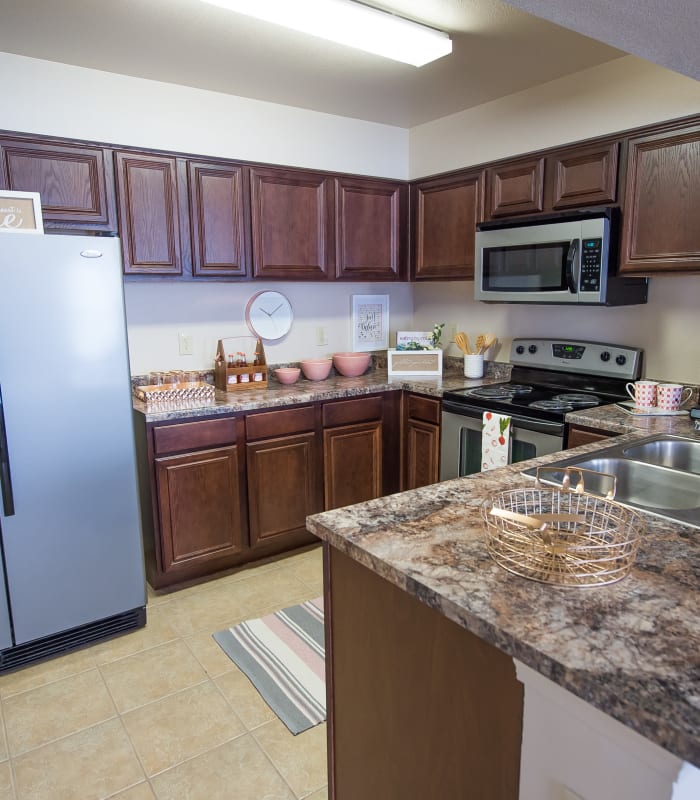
[622,437,700,475]
[522,434,700,529]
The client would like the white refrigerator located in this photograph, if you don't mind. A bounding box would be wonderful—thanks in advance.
[0,232,146,670]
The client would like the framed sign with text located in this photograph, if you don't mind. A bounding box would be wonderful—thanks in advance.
[351,294,389,351]
[0,191,44,234]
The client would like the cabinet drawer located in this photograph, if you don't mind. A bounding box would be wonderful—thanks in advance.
[323,396,383,427]
[246,405,316,441]
[153,417,238,455]
[406,394,441,425]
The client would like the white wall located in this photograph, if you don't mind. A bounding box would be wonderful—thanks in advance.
[409,57,700,179]
[124,281,413,375]
[413,277,700,384]
[0,52,408,179]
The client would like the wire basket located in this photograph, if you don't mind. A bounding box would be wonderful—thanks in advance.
[481,466,645,587]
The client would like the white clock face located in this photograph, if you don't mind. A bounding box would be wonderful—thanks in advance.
[245,291,293,341]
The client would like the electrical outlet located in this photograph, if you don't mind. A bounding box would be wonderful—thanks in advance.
[316,326,328,346]
[178,332,194,356]
[448,323,458,343]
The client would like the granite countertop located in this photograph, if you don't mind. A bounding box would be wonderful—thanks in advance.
[568,402,700,437]
[307,430,700,768]
[132,363,511,423]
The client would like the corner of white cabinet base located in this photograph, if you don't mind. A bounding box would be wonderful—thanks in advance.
[514,659,696,800]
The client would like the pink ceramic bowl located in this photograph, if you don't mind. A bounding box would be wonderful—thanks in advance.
[274,367,301,385]
[333,352,371,377]
[300,358,332,381]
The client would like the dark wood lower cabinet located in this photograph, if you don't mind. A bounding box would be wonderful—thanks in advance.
[323,422,382,510]
[134,392,401,589]
[566,424,615,449]
[403,393,441,489]
[324,546,523,799]
[155,446,246,576]
[246,432,322,548]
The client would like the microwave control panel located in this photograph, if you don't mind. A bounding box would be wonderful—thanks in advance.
[580,238,602,291]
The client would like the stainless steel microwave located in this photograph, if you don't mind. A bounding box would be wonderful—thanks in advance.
[474,208,648,305]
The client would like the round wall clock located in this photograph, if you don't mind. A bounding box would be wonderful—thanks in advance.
[245,290,293,341]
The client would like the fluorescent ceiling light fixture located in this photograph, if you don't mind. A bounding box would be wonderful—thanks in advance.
[201,0,452,67]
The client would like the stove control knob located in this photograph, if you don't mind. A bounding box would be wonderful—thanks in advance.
[600,351,611,362]
[528,344,538,354]
[616,354,627,366]
[516,345,525,355]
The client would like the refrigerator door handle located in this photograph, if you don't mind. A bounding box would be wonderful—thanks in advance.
[0,386,15,516]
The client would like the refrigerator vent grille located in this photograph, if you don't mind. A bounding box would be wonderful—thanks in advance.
[0,607,146,672]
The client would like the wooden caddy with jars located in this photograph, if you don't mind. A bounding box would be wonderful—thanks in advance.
[214,336,268,391]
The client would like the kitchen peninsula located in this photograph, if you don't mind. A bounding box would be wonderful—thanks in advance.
[306,426,700,800]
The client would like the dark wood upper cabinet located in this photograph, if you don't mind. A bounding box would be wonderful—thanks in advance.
[187,160,249,278]
[484,141,620,221]
[0,138,116,230]
[549,141,618,210]
[114,151,183,275]
[334,176,406,280]
[412,170,483,280]
[486,157,544,218]
[620,122,700,274]
[250,167,334,279]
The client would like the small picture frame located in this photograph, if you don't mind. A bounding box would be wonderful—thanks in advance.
[388,348,443,376]
[0,191,44,235]
[351,294,389,352]
[396,331,433,351]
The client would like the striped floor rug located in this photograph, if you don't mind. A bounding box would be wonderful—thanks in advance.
[213,597,325,735]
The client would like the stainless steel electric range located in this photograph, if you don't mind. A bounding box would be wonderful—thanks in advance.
[440,338,643,480]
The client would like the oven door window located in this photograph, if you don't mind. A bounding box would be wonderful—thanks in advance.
[457,426,537,476]
[482,242,570,292]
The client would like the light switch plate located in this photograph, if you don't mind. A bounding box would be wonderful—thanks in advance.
[178,333,194,356]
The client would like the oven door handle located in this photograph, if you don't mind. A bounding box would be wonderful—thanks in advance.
[565,239,579,294]
[441,403,564,436]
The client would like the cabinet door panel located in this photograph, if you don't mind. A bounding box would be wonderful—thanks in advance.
[486,158,544,218]
[247,433,322,547]
[155,446,245,573]
[250,167,333,279]
[620,125,700,273]
[0,139,115,229]
[335,177,405,280]
[188,161,249,277]
[115,151,182,274]
[550,142,618,210]
[405,419,440,490]
[413,171,483,280]
[324,422,382,510]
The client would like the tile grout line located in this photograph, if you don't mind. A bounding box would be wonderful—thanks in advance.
[0,702,18,800]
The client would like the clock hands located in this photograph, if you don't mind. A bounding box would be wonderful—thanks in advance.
[258,302,284,318]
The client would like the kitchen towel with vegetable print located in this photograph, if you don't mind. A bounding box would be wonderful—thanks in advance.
[481,411,512,471]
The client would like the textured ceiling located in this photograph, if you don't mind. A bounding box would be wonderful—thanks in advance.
[505,0,700,82]
[0,0,628,127]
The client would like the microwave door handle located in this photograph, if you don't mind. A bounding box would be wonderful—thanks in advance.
[565,239,579,294]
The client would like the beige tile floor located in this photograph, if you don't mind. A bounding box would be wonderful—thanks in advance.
[0,546,327,800]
